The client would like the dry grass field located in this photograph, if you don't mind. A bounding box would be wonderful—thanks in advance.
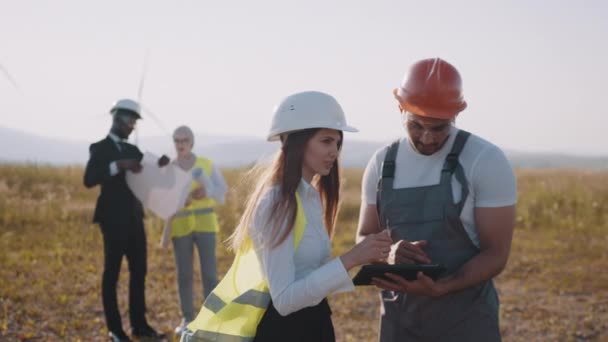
[1,165,607,341]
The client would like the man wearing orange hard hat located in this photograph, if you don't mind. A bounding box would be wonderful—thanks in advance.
[356,58,517,341]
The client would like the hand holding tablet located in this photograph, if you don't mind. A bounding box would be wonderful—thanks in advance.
[352,263,446,286]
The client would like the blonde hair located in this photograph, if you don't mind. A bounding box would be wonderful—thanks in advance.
[173,125,195,145]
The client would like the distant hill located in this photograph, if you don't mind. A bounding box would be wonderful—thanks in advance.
[0,126,382,167]
[0,126,86,165]
[1,126,607,170]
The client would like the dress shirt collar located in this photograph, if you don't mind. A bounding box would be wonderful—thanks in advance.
[108,132,127,143]
[298,178,319,200]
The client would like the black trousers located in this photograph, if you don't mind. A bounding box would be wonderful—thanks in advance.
[100,220,148,334]
[254,299,335,342]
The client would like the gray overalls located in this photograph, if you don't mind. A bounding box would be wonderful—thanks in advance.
[377,130,501,342]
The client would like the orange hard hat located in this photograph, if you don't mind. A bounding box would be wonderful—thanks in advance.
[393,58,467,120]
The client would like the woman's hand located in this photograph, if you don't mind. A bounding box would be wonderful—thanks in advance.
[340,230,393,270]
[388,240,431,265]
[190,185,207,200]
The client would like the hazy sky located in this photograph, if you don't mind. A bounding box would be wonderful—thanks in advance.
[1,0,607,155]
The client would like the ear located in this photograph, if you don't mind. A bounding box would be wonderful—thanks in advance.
[111,114,120,126]
[393,88,404,113]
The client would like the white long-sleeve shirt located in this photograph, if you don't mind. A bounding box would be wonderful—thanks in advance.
[249,180,355,316]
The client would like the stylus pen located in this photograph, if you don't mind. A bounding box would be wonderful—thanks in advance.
[385,218,393,240]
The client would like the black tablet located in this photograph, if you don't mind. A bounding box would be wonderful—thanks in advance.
[352,264,446,286]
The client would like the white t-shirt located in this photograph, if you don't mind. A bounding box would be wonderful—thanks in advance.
[362,126,517,247]
[250,180,354,316]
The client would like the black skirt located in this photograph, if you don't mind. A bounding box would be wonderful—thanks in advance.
[253,298,335,342]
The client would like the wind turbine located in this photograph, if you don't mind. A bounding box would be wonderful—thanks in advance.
[88,54,170,143]
[0,63,22,93]
[133,52,169,146]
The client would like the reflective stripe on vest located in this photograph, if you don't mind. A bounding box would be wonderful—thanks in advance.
[174,207,215,218]
[183,194,306,342]
[203,289,271,314]
[185,330,254,342]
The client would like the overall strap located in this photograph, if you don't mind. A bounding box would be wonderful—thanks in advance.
[377,140,400,228]
[440,130,471,213]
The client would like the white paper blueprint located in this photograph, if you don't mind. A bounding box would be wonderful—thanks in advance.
[126,152,193,219]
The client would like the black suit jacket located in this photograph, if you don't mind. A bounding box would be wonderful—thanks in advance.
[84,136,144,227]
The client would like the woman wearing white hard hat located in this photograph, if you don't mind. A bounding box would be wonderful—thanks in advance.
[181,91,392,342]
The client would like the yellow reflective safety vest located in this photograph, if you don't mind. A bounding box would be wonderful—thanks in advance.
[183,194,306,342]
[172,157,220,238]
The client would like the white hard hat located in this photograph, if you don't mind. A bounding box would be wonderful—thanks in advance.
[110,98,142,118]
[267,91,358,141]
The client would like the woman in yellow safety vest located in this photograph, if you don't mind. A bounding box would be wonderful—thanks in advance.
[167,125,228,336]
[181,91,392,342]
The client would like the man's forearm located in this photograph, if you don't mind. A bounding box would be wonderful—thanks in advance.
[356,232,369,243]
[356,204,382,243]
[438,249,509,295]
[84,158,112,187]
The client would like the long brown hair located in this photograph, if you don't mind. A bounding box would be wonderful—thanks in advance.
[228,128,343,251]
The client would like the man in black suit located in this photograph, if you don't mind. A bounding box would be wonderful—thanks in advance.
[84,99,169,342]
